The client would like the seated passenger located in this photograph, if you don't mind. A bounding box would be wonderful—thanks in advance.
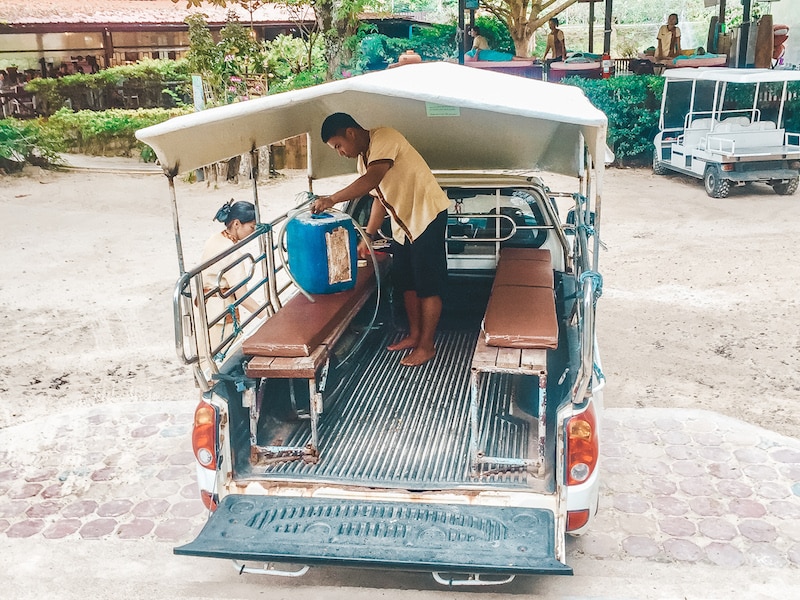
[465,26,521,62]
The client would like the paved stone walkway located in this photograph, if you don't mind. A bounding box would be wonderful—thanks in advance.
[1,403,799,571]
[575,409,800,569]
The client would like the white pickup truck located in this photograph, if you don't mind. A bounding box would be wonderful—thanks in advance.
[653,68,800,198]
[136,62,607,585]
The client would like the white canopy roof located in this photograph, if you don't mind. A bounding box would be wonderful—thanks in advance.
[664,67,800,84]
[136,62,608,180]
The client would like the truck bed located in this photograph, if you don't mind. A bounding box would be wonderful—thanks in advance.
[230,317,564,493]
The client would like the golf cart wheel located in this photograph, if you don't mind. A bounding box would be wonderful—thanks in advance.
[704,165,730,198]
[773,176,799,196]
[652,149,668,175]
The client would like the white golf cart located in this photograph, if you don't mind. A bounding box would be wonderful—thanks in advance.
[653,68,800,198]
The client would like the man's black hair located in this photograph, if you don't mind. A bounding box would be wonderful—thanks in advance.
[550,17,559,27]
[321,113,363,143]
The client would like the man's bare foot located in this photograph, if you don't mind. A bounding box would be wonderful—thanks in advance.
[387,336,417,351]
[400,347,435,367]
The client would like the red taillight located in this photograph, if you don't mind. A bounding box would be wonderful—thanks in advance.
[721,163,735,172]
[192,401,217,470]
[200,489,218,512]
[566,403,598,486]
[566,509,590,532]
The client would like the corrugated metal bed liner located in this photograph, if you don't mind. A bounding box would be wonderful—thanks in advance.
[249,328,541,489]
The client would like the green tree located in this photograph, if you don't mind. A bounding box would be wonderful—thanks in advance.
[263,34,326,93]
[184,11,269,104]
[174,0,367,80]
[481,0,579,57]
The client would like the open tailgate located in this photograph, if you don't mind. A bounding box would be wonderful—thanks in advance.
[175,495,572,575]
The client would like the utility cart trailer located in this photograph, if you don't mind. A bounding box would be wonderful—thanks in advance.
[653,68,800,198]
[136,62,608,585]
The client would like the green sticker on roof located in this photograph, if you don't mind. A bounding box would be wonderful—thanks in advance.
[425,103,460,117]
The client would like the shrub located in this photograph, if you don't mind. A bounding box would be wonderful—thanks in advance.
[43,107,191,160]
[0,117,65,171]
[24,59,192,115]
[563,75,665,165]
[263,34,326,94]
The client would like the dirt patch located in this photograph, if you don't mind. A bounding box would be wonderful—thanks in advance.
[0,164,798,437]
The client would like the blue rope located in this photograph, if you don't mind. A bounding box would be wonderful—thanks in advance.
[213,305,244,362]
[212,371,255,392]
[578,223,597,238]
[579,270,603,302]
[593,362,606,384]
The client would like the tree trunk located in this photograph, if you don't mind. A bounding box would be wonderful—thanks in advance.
[490,0,579,58]
[315,0,361,80]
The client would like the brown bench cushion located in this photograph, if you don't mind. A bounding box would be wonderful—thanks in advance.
[499,247,551,262]
[483,285,558,349]
[493,257,553,289]
[243,259,381,358]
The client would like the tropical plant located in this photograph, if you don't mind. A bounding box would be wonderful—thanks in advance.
[263,34,326,93]
[563,75,665,164]
[42,107,191,160]
[25,59,192,115]
[176,0,368,80]
[0,117,65,171]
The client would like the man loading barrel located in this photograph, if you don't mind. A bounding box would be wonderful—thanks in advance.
[311,112,451,367]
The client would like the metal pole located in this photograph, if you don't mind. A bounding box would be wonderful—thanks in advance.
[603,0,613,54]
[458,0,465,65]
[589,1,595,54]
[167,174,185,275]
[738,0,752,68]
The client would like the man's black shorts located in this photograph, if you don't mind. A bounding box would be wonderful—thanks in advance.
[391,209,447,298]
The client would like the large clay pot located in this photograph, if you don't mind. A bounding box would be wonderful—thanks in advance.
[397,50,422,66]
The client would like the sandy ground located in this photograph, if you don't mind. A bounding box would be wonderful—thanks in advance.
[0,162,798,437]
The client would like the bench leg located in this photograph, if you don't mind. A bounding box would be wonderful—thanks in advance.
[469,368,544,476]
[307,357,330,453]
[469,368,481,473]
[308,379,321,452]
[537,372,547,477]
[244,386,259,446]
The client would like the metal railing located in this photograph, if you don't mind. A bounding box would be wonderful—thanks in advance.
[568,193,601,404]
[173,222,284,389]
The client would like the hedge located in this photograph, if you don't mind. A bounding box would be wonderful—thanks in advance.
[563,75,665,165]
[1,75,679,171]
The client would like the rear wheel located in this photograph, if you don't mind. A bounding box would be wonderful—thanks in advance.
[652,149,668,175]
[704,165,730,198]
[773,176,798,196]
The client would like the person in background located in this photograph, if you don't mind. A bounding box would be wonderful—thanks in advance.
[465,25,520,61]
[311,112,451,367]
[467,26,491,60]
[656,13,682,61]
[543,18,567,65]
[200,200,261,348]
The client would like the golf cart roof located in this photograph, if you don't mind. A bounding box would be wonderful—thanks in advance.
[136,62,608,180]
[663,67,800,84]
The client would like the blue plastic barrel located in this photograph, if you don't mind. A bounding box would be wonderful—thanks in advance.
[286,212,358,294]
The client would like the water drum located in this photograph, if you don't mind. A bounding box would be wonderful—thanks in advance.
[286,212,358,294]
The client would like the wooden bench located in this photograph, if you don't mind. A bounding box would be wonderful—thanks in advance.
[469,247,558,475]
[242,257,387,458]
